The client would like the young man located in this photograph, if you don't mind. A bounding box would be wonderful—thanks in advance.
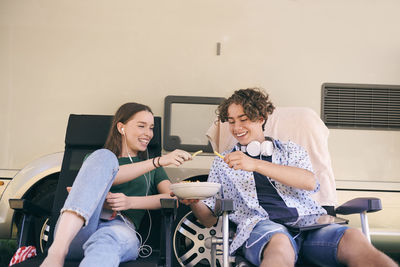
[181,88,397,267]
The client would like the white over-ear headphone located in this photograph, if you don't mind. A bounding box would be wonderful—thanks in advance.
[239,137,274,157]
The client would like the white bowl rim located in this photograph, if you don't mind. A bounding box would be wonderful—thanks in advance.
[170,182,221,188]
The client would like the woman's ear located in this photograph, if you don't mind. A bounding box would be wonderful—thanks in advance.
[116,122,125,135]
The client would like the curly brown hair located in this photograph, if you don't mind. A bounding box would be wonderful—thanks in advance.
[217,87,275,130]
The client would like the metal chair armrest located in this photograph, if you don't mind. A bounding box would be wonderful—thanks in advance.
[160,198,177,267]
[335,197,382,215]
[214,199,234,217]
[9,198,51,248]
[335,197,382,243]
[9,198,51,217]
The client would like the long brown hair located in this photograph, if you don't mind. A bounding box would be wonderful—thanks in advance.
[104,102,153,159]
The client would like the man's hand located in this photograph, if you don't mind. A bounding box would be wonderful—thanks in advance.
[224,151,257,172]
[170,192,199,206]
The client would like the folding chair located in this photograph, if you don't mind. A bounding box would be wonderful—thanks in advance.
[172,107,382,267]
[10,114,177,267]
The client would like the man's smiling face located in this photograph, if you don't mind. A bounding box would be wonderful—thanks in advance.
[227,103,265,145]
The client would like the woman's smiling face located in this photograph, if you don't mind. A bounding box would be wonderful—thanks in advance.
[227,103,265,146]
[122,110,154,156]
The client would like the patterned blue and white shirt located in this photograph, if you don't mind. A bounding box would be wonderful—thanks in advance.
[202,139,327,254]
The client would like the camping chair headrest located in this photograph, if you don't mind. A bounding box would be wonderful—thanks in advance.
[65,114,161,151]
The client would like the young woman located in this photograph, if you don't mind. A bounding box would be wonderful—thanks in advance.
[41,102,191,267]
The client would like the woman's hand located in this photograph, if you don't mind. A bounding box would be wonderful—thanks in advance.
[106,192,132,211]
[159,149,192,167]
[224,151,257,172]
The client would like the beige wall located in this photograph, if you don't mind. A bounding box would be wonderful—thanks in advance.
[1,0,400,183]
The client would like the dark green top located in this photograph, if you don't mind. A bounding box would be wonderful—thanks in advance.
[111,156,170,228]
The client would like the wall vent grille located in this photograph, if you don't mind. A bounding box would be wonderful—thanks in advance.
[321,83,400,130]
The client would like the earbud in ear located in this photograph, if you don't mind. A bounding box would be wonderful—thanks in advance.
[121,128,125,135]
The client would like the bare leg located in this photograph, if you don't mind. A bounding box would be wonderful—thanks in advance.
[337,228,398,267]
[260,233,295,267]
[40,211,84,267]
[41,149,118,266]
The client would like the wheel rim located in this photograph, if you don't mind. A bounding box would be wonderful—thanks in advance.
[173,211,223,267]
[39,218,50,253]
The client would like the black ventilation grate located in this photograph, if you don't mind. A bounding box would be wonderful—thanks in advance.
[321,83,400,130]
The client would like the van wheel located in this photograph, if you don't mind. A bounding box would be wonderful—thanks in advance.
[32,179,57,252]
[16,178,58,253]
[38,218,51,253]
[172,174,225,267]
[173,210,223,267]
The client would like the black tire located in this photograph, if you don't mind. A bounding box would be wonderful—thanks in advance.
[16,178,58,253]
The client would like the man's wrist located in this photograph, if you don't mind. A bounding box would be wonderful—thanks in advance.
[251,158,259,172]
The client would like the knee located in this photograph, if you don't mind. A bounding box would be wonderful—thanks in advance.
[341,228,369,247]
[338,228,375,259]
[88,149,119,171]
[264,233,295,258]
[337,228,397,266]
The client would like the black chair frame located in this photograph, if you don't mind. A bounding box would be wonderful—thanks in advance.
[10,114,176,267]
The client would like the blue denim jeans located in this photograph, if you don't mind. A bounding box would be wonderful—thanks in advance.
[242,219,348,266]
[57,149,140,266]
[242,219,299,266]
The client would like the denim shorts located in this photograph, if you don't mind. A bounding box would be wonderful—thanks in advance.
[242,219,349,266]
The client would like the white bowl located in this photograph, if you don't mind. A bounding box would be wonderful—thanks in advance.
[170,182,221,200]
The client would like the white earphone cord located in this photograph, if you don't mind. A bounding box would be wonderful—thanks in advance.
[258,153,281,194]
[121,135,153,258]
